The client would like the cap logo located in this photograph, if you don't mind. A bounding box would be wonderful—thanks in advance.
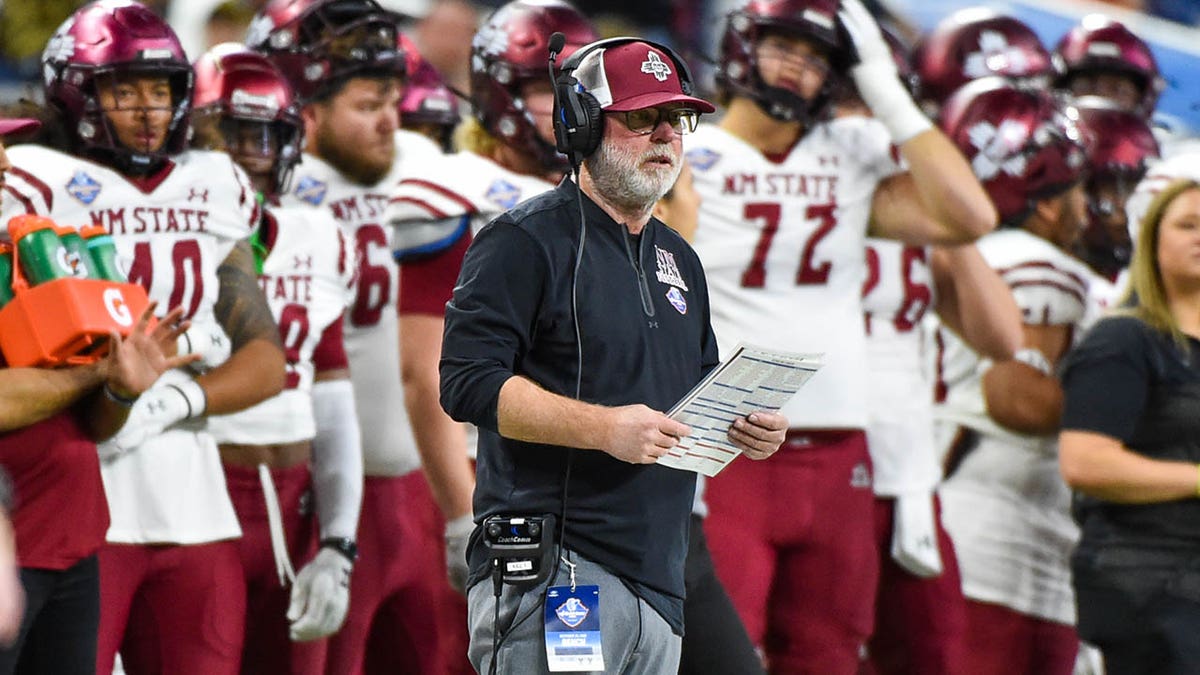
[641,51,672,82]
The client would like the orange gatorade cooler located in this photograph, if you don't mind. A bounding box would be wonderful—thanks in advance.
[0,215,152,367]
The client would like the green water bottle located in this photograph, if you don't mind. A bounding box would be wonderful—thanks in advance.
[7,215,73,285]
[55,226,95,279]
[0,244,14,308]
[80,224,126,282]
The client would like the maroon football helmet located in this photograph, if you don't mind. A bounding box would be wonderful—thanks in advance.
[396,33,460,150]
[716,0,843,122]
[193,43,304,197]
[914,8,1052,110]
[938,77,1086,227]
[246,0,405,103]
[1071,96,1160,277]
[470,0,597,169]
[1053,15,1163,118]
[41,0,193,171]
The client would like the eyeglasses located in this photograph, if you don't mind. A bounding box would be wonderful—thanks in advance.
[613,107,699,135]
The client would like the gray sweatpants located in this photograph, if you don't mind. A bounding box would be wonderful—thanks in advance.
[467,552,681,674]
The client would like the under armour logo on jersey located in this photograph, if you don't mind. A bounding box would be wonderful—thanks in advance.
[66,170,102,205]
[818,155,839,167]
[849,462,871,489]
[188,188,209,203]
[963,30,1034,79]
[641,51,672,82]
[967,119,1029,180]
[294,255,312,270]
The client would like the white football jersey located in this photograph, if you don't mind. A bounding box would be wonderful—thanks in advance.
[862,239,940,495]
[688,117,903,428]
[207,203,356,445]
[933,228,1092,446]
[281,130,439,477]
[387,151,555,257]
[933,227,1090,625]
[2,144,259,544]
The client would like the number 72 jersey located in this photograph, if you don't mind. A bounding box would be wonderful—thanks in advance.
[687,117,904,429]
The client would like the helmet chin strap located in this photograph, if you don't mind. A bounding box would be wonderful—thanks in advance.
[748,76,828,127]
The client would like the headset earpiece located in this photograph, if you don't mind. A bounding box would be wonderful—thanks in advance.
[552,71,603,166]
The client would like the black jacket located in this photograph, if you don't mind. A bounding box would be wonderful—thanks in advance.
[440,178,719,633]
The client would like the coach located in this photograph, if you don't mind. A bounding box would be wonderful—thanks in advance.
[439,38,787,674]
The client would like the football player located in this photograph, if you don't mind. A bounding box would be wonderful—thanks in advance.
[0,1,288,673]
[1070,99,1159,309]
[846,31,1024,675]
[1052,15,1163,120]
[688,0,996,671]
[912,8,1052,113]
[397,35,462,153]
[246,0,445,672]
[192,43,363,674]
[933,78,1093,675]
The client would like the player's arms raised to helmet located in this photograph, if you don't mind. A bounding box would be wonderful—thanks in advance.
[202,240,286,414]
[869,130,998,246]
[982,324,1069,436]
[931,244,1022,362]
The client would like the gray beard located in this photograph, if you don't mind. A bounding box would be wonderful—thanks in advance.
[585,140,682,216]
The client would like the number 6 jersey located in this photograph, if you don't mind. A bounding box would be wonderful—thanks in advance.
[687,117,904,429]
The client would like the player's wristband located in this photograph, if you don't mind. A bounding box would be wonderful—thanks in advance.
[320,537,358,563]
[1012,348,1053,376]
[103,382,139,408]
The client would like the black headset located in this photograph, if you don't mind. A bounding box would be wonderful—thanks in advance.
[548,35,698,167]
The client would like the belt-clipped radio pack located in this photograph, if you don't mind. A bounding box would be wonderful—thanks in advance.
[482,514,556,588]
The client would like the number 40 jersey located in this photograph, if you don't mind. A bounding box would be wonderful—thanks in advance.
[687,117,904,429]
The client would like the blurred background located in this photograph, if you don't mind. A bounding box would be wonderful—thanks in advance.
[2,0,1198,131]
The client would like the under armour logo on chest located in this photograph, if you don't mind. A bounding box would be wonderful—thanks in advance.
[188,188,209,203]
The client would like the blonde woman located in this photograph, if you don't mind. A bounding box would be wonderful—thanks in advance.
[1059,178,1200,674]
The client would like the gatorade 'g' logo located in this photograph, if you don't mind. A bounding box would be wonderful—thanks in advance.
[103,288,133,327]
[57,247,87,278]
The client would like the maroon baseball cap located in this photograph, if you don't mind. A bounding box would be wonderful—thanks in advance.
[0,118,39,138]
[574,41,716,113]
